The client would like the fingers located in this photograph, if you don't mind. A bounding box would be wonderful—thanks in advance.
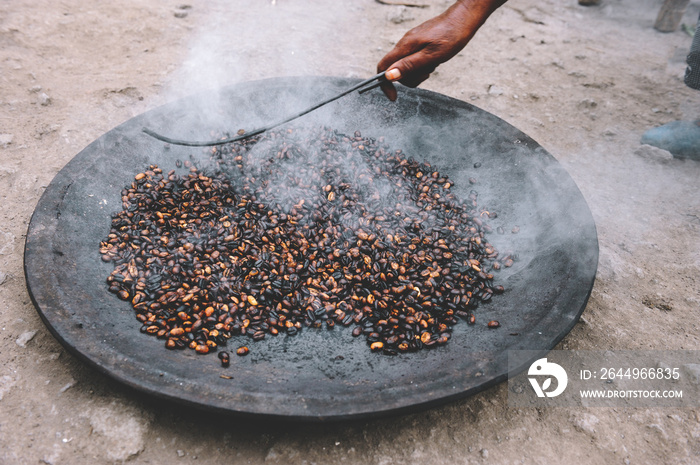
[381,50,435,82]
[379,68,404,101]
[380,67,431,100]
[377,50,403,76]
[385,68,402,81]
[377,38,416,75]
[399,66,435,87]
[378,41,440,98]
[401,72,432,88]
[380,81,398,101]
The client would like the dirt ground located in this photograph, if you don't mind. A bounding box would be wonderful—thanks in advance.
[2,0,700,463]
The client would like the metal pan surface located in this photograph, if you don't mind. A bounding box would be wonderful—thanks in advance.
[24,77,598,421]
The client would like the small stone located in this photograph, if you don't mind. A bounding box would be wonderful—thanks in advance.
[634,145,674,163]
[480,449,489,458]
[683,364,700,384]
[177,450,185,457]
[572,413,599,434]
[0,271,7,285]
[550,60,565,69]
[647,423,668,439]
[30,85,42,93]
[38,92,52,106]
[59,379,76,393]
[87,403,151,461]
[35,124,61,139]
[40,456,57,465]
[16,330,38,348]
[528,117,545,127]
[174,11,188,18]
[388,6,414,24]
[0,134,13,148]
[488,85,504,96]
[0,375,17,401]
[577,98,597,109]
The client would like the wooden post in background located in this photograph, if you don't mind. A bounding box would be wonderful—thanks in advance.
[654,0,690,32]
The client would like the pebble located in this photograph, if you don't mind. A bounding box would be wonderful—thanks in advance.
[0,375,16,401]
[38,92,52,106]
[0,134,13,148]
[647,423,668,440]
[59,379,75,393]
[682,364,700,384]
[572,413,599,434]
[174,4,191,18]
[15,330,37,348]
[488,85,504,96]
[577,98,597,109]
[87,404,150,461]
[388,6,414,24]
[0,271,7,285]
[634,144,673,163]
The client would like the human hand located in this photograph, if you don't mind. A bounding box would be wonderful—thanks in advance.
[377,0,506,100]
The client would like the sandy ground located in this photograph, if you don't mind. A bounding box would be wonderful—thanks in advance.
[2,0,700,463]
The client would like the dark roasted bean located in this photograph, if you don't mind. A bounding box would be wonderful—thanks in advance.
[101,127,510,358]
[236,346,249,356]
[218,351,230,367]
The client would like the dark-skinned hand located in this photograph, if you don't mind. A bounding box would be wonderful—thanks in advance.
[377,0,507,100]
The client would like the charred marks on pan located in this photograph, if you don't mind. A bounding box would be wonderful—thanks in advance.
[100,127,513,364]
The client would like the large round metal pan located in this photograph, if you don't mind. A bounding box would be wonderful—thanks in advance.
[24,77,598,421]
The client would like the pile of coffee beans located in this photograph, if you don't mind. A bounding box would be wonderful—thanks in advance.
[101,127,509,363]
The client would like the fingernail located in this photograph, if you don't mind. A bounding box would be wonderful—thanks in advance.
[385,68,401,81]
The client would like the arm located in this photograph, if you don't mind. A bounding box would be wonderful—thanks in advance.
[377,0,508,100]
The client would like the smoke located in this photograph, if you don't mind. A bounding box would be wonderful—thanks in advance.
[153,0,374,139]
[139,0,600,308]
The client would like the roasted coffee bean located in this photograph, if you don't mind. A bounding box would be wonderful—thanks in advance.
[236,346,249,356]
[218,351,230,367]
[101,127,511,359]
[370,341,384,351]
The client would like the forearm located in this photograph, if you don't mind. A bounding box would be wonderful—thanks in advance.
[455,0,509,20]
[442,0,509,52]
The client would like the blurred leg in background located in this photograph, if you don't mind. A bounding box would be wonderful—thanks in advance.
[685,14,700,90]
[641,13,700,160]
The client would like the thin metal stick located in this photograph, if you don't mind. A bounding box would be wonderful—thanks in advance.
[142,72,387,147]
[358,81,384,95]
